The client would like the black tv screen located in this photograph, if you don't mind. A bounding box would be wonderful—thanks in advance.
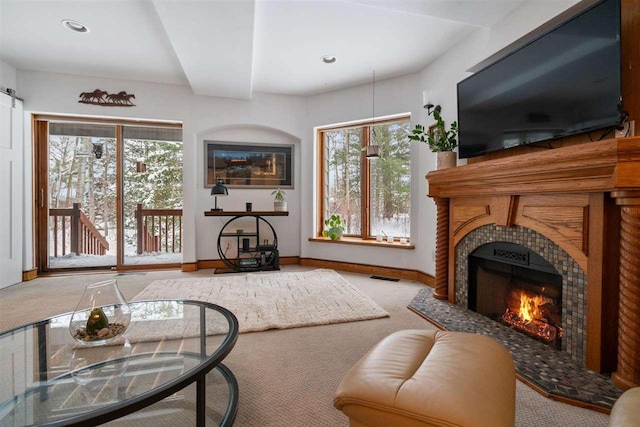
[457,0,621,159]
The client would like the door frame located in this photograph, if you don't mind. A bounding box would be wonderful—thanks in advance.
[33,114,182,273]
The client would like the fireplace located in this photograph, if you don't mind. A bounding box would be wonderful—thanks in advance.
[455,224,587,364]
[426,138,640,385]
[468,242,563,348]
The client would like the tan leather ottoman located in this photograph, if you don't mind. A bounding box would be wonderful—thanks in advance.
[334,329,516,427]
[609,387,640,427]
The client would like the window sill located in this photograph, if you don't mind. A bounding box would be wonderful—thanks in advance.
[308,237,414,250]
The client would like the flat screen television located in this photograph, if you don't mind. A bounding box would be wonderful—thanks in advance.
[457,0,622,159]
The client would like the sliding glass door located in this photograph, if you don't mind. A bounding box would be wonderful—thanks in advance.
[122,127,183,265]
[47,123,117,268]
[37,119,182,271]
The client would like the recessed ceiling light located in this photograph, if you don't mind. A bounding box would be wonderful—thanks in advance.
[61,19,90,33]
[321,55,337,64]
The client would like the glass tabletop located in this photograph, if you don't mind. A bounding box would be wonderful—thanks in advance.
[0,300,238,426]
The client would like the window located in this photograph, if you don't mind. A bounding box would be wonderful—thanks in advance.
[318,117,411,240]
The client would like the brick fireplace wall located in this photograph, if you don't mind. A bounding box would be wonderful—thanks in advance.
[455,224,587,364]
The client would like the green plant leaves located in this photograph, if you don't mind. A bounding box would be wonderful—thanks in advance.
[408,110,458,153]
[271,188,286,202]
[324,214,345,236]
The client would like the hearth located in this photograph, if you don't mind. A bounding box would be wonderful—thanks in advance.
[408,287,622,410]
[468,242,563,349]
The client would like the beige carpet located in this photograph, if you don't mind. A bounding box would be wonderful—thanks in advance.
[131,269,389,334]
[0,266,609,426]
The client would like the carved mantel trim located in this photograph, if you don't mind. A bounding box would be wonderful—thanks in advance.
[433,197,449,300]
[426,138,640,382]
[611,191,640,390]
[449,195,590,271]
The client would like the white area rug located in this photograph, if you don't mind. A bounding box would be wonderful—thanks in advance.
[131,269,389,334]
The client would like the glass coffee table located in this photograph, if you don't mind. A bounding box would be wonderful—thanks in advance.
[0,300,239,426]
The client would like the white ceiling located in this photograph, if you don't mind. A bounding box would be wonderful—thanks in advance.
[152,0,256,98]
[0,1,188,86]
[344,0,524,27]
[0,0,572,99]
[252,0,480,95]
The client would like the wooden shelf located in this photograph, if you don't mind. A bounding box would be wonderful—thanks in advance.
[211,213,282,273]
[204,211,289,217]
[308,237,414,250]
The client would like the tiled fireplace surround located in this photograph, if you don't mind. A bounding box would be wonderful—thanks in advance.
[426,138,640,391]
[455,224,587,365]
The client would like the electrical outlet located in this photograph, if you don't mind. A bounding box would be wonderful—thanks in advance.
[615,120,635,138]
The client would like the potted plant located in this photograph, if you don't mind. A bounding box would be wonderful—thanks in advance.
[322,214,345,240]
[271,188,287,211]
[409,108,458,169]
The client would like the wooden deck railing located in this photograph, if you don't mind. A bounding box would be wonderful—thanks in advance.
[135,204,183,254]
[49,203,109,256]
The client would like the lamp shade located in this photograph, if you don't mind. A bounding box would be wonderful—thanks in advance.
[211,178,229,196]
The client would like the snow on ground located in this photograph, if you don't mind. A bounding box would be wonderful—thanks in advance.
[49,252,183,269]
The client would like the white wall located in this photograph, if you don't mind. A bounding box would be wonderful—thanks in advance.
[301,0,576,275]
[0,60,17,91]
[300,30,489,274]
[304,73,429,271]
[196,126,300,259]
[481,0,577,61]
[18,70,306,264]
[14,0,573,274]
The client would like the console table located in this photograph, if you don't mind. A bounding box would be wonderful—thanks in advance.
[204,211,288,272]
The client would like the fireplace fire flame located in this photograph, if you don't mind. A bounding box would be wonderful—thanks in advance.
[518,292,543,323]
[502,289,562,343]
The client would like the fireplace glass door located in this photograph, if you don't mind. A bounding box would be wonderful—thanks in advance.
[468,242,563,348]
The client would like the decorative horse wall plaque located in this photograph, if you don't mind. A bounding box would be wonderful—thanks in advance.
[79,89,136,107]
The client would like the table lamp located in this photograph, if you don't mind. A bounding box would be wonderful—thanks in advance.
[211,178,229,211]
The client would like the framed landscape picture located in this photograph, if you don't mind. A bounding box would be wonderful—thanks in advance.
[205,141,294,188]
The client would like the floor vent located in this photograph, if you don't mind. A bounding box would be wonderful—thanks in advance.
[370,275,400,282]
[114,272,147,277]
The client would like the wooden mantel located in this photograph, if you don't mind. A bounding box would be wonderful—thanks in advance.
[428,137,640,197]
[426,137,640,390]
